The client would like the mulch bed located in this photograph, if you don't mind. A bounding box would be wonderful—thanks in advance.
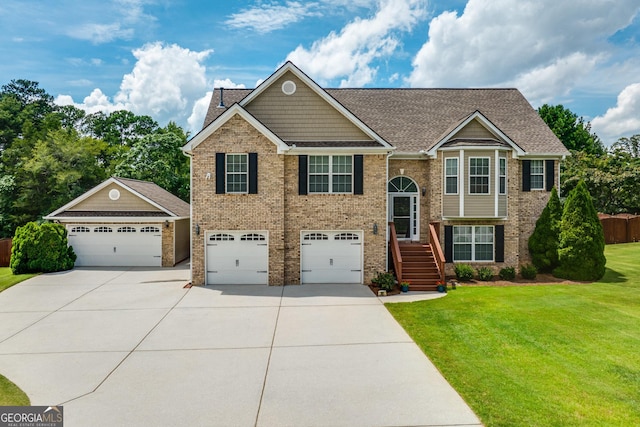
[368,274,588,295]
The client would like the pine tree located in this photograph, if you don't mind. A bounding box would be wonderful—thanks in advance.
[553,181,606,281]
[528,187,562,272]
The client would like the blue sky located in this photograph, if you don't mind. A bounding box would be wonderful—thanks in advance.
[1,0,639,145]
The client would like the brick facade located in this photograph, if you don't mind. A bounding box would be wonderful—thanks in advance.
[190,114,388,286]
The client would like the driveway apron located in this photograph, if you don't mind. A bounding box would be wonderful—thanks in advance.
[0,268,481,426]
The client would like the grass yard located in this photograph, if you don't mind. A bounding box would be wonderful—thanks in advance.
[0,267,37,292]
[0,267,34,405]
[387,243,640,427]
[0,374,30,406]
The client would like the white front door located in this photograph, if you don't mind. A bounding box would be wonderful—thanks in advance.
[206,231,269,285]
[300,231,363,284]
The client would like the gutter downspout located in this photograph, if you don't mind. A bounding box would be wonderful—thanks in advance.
[182,149,193,285]
[385,150,393,271]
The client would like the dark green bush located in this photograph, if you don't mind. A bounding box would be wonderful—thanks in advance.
[528,187,562,273]
[477,266,493,281]
[10,222,76,274]
[553,180,606,281]
[454,263,474,281]
[520,264,538,280]
[499,266,516,280]
[372,271,395,291]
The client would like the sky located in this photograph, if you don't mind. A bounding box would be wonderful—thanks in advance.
[1,0,639,145]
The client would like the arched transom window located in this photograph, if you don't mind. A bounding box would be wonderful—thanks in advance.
[388,176,418,193]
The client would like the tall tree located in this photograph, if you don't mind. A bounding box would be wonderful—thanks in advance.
[528,187,562,273]
[611,134,640,158]
[538,104,604,155]
[554,180,606,281]
[114,127,189,201]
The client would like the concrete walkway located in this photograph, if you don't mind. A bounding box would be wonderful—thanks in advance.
[0,267,481,427]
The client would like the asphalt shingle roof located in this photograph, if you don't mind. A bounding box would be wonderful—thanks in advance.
[113,177,190,217]
[203,87,568,155]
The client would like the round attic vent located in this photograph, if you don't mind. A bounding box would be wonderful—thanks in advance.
[108,189,121,201]
[282,80,296,95]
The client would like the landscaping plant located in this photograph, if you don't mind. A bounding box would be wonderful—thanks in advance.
[553,180,606,281]
[476,266,493,281]
[499,266,516,280]
[454,263,474,281]
[528,186,562,272]
[520,264,537,280]
[10,222,76,274]
[372,271,395,291]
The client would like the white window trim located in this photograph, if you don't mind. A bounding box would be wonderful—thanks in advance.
[226,153,248,194]
[530,159,545,191]
[499,157,507,195]
[308,155,354,194]
[444,157,459,195]
[453,225,495,262]
[468,157,491,195]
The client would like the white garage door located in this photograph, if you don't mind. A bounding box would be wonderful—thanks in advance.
[68,224,162,267]
[301,231,363,284]
[206,231,269,285]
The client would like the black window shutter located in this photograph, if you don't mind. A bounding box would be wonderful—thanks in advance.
[353,155,364,195]
[444,225,453,263]
[545,160,554,191]
[495,225,505,263]
[522,160,531,192]
[298,155,308,195]
[248,153,258,194]
[215,153,225,194]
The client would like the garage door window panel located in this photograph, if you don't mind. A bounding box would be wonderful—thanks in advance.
[94,226,113,233]
[71,226,90,233]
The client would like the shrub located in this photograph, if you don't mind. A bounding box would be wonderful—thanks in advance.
[477,266,493,281]
[454,263,474,281]
[10,222,76,274]
[520,264,538,280]
[372,271,395,291]
[528,187,562,273]
[553,180,606,281]
[499,266,516,280]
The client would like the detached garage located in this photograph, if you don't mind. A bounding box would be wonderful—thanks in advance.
[45,177,190,267]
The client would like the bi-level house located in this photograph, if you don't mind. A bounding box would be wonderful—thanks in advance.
[183,62,569,289]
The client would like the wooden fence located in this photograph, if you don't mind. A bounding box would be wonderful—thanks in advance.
[0,238,12,267]
[599,214,640,244]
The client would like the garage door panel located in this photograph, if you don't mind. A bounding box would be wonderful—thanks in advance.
[300,231,363,284]
[206,232,269,285]
[68,224,162,267]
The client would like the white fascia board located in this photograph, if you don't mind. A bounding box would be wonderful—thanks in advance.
[286,146,394,155]
[183,104,290,154]
[427,111,526,157]
[240,62,393,150]
[44,217,173,223]
[519,153,567,159]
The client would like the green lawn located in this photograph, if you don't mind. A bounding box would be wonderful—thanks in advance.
[0,267,37,292]
[0,267,34,405]
[387,243,640,427]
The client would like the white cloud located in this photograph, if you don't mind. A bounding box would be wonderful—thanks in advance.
[226,1,320,33]
[286,0,427,87]
[409,0,640,97]
[56,43,215,130]
[187,79,246,132]
[66,0,155,44]
[592,83,640,145]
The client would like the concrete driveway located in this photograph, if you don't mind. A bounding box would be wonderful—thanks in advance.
[0,266,481,427]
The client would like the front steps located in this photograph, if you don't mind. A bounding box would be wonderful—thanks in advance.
[397,243,442,291]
